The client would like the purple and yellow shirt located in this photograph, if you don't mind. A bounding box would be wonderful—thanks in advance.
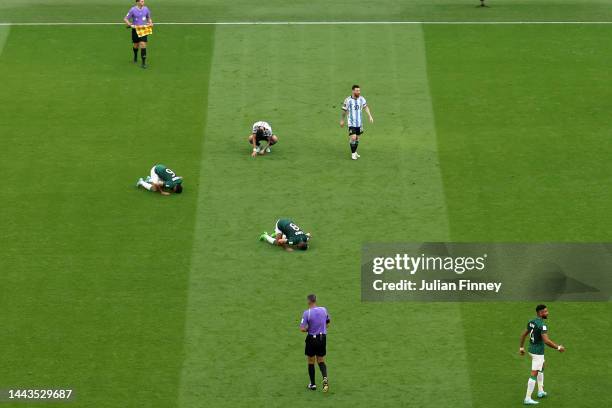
[300,306,330,335]
[126,6,151,26]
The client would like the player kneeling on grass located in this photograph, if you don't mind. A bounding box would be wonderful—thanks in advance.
[248,121,278,158]
[259,219,311,251]
[136,164,183,196]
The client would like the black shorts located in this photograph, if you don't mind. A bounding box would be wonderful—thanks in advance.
[255,133,271,143]
[348,126,363,136]
[305,334,327,357]
[132,28,148,43]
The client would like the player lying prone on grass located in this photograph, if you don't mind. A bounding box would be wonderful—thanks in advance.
[260,219,311,251]
[136,164,183,196]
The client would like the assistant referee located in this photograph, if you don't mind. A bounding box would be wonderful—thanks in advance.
[123,0,153,68]
[299,294,330,392]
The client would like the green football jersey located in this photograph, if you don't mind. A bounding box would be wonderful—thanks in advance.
[154,164,183,189]
[527,317,548,355]
[277,219,308,246]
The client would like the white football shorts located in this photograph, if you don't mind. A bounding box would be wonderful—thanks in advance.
[274,220,286,238]
[149,166,160,184]
[529,353,545,371]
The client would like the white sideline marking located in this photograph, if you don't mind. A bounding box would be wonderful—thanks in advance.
[1,21,612,26]
[0,26,10,57]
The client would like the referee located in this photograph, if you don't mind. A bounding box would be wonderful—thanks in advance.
[123,0,153,68]
[299,294,330,392]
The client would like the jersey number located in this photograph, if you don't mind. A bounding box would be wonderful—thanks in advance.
[289,223,304,236]
[165,168,181,181]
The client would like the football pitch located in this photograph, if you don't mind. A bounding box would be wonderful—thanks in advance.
[1,1,612,407]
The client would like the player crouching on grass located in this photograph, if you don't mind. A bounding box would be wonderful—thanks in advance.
[259,219,311,251]
[519,304,565,405]
[248,121,278,158]
[136,164,183,196]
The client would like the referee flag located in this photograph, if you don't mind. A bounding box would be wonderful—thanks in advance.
[134,25,153,37]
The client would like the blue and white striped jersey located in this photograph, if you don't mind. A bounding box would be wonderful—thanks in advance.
[342,96,368,127]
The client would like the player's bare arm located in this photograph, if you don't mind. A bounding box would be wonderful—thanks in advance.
[542,333,565,352]
[250,132,258,157]
[519,329,529,354]
[260,134,277,154]
[340,109,347,127]
[157,184,170,196]
[276,238,293,252]
[276,238,293,251]
[148,181,168,196]
[364,105,374,123]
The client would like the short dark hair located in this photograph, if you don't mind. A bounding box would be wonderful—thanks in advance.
[307,294,316,303]
[297,241,308,250]
[352,84,360,90]
[256,128,265,138]
[174,184,183,194]
[536,304,547,313]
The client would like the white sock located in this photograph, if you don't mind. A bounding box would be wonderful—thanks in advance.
[140,181,153,191]
[264,234,276,245]
[526,377,536,400]
[537,372,544,393]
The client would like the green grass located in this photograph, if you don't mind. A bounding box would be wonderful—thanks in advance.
[4,0,612,22]
[0,24,215,407]
[426,24,612,241]
[1,2,612,408]
[425,23,612,407]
